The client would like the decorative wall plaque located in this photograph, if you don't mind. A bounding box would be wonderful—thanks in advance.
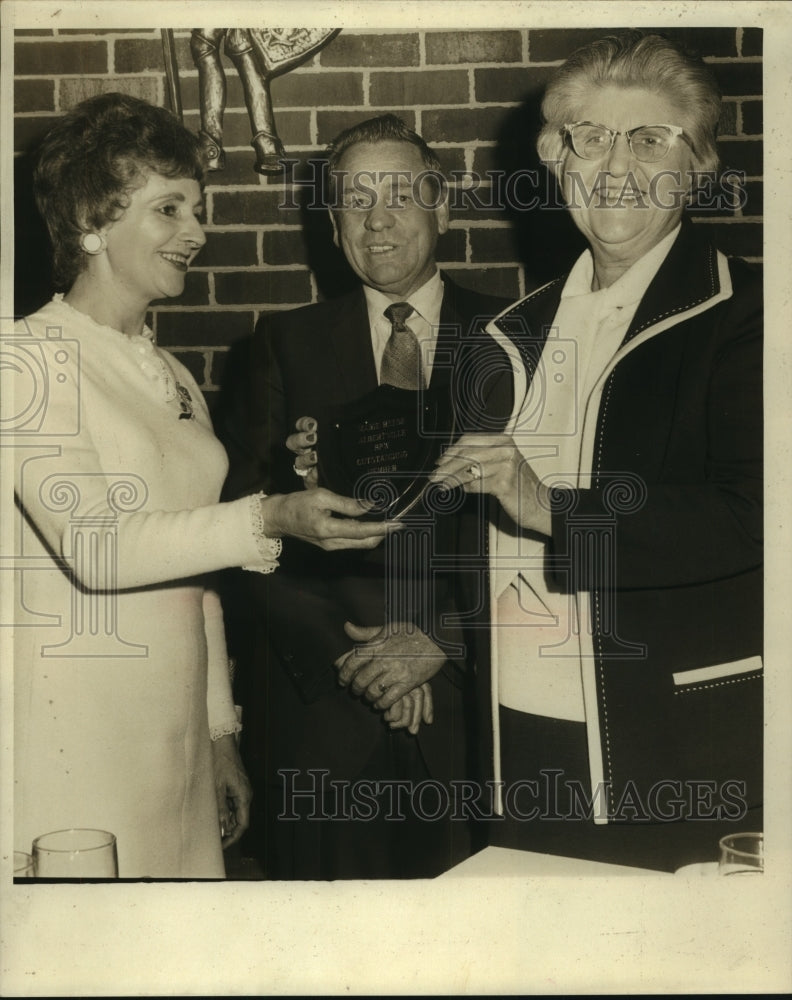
[163,28,341,174]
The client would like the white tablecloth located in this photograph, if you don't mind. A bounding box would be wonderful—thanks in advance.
[439,846,672,878]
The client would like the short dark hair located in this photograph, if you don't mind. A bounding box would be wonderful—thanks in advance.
[537,30,722,177]
[34,92,206,289]
[326,113,445,186]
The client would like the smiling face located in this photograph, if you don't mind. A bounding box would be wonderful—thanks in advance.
[560,86,693,268]
[329,140,449,300]
[99,171,206,309]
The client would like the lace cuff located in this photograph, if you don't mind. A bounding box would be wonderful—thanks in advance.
[210,704,243,742]
[242,491,282,574]
[210,718,243,741]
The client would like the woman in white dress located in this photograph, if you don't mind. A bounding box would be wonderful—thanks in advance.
[10,93,392,878]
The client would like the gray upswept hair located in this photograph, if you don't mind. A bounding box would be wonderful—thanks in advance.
[536,31,722,178]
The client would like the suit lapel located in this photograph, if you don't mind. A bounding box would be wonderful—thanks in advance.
[327,287,379,400]
[623,222,720,345]
[430,274,464,392]
[492,275,566,388]
[434,273,517,431]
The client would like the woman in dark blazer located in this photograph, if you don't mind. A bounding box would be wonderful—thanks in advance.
[432,30,762,872]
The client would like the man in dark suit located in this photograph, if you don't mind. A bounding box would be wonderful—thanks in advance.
[222,115,511,879]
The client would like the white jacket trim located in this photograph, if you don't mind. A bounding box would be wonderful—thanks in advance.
[482,314,530,814]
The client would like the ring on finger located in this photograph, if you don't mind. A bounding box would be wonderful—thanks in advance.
[468,465,481,480]
[378,681,388,694]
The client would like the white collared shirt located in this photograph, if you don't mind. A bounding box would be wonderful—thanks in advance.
[363,270,444,383]
[496,224,681,721]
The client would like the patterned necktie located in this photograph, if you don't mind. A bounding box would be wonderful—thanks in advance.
[380,302,424,389]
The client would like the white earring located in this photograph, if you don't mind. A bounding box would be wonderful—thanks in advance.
[80,232,105,255]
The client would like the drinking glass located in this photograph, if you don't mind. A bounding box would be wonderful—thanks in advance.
[32,828,118,877]
[718,831,763,875]
[14,851,35,876]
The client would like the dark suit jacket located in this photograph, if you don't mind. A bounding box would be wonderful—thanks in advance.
[465,223,763,821]
[223,274,511,784]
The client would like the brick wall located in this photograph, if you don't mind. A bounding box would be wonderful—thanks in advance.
[13,26,763,411]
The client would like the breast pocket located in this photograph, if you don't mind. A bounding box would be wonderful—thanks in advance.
[672,654,763,693]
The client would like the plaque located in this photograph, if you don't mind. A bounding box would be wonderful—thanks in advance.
[318,385,454,520]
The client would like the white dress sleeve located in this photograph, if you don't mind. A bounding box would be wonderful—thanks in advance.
[203,587,242,740]
[9,323,280,589]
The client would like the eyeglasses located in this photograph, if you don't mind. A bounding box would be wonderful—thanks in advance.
[562,122,688,163]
